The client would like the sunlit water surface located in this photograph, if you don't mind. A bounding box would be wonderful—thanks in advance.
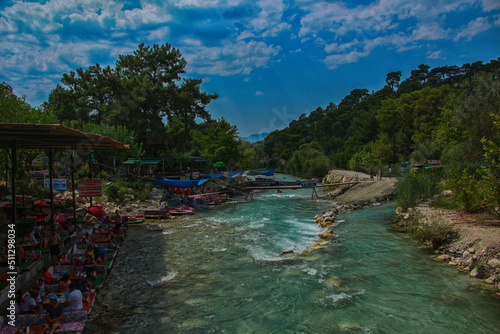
[85,180,500,334]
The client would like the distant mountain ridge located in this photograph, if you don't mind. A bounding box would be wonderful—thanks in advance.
[242,132,269,143]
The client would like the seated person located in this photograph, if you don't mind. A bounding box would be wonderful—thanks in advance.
[46,295,63,334]
[75,274,92,305]
[81,232,92,245]
[108,234,120,253]
[23,231,37,244]
[83,254,98,279]
[59,253,69,265]
[19,289,41,314]
[63,283,83,311]
[36,278,46,301]
[61,221,75,234]
[71,255,84,266]
[84,244,94,259]
[42,267,58,284]
[94,245,106,263]
[58,273,71,293]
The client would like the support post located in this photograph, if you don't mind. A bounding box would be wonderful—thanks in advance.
[71,151,77,224]
[311,187,319,200]
[88,153,93,207]
[48,145,55,230]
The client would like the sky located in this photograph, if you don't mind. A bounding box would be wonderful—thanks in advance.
[1,0,499,138]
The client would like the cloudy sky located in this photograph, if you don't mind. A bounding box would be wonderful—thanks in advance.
[1,0,499,137]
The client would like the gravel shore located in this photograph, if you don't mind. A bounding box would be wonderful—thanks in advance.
[321,169,500,297]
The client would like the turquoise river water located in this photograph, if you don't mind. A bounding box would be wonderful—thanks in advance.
[85,180,500,334]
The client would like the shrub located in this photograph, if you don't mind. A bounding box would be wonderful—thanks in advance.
[446,170,484,212]
[430,194,461,210]
[103,178,153,203]
[306,156,329,179]
[395,172,441,211]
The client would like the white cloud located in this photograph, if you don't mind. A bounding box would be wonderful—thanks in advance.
[255,90,263,95]
[454,17,492,41]
[182,39,280,76]
[171,0,246,8]
[428,50,445,59]
[297,0,495,68]
[237,30,255,40]
[481,0,500,11]
[147,26,170,41]
[248,0,291,36]
[324,39,360,54]
[115,4,172,29]
[324,50,366,69]
[411,23,449,41]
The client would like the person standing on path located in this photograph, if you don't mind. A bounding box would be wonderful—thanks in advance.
[48,229,61,265]
[388,167,392,180]
[369,168,374,181]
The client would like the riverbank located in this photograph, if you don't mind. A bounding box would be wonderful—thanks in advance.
[318,169,500,297]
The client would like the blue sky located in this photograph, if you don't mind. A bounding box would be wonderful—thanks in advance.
[1,0,499,137]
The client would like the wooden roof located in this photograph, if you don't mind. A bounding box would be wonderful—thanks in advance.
[0,123,129,150]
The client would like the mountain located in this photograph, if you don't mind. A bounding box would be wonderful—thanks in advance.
[242,132,269,143]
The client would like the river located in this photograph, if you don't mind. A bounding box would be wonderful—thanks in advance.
[85,180,500,334]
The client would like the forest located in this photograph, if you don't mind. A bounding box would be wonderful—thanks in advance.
[1,44,499,214]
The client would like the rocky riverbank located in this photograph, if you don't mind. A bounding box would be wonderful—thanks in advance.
[397,204,500,297]
[312,169,500,297]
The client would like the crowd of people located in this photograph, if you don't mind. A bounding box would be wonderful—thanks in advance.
[9,207,126,332]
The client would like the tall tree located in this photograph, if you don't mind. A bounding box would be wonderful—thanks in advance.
[47,65,117,124]
[115,43,187,146]
[191,118,241,165]
[170,78,218,153]
[386,71,402,90]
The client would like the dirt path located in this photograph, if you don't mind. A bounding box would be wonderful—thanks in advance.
[322,169,397,205]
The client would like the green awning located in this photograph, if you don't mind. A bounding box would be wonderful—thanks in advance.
[190,156,212,163]
[123,158,162,165]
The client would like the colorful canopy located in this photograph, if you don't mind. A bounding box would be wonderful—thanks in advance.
[148,178,209,188]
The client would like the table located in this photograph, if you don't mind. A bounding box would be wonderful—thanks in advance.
[14,325,47,334]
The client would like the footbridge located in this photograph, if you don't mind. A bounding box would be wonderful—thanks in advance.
[242,181,360,199]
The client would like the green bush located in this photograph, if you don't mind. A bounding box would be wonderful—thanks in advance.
[446,170,484,212]
[395,172,441,211]
[103,178,153,203]
[103,182,124,202]
[306,156,329,179]
[430,194,461,210]
[98,170,109,180]
[75,163,90,180]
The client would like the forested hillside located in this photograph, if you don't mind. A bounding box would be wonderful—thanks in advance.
[258,59,500,180]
